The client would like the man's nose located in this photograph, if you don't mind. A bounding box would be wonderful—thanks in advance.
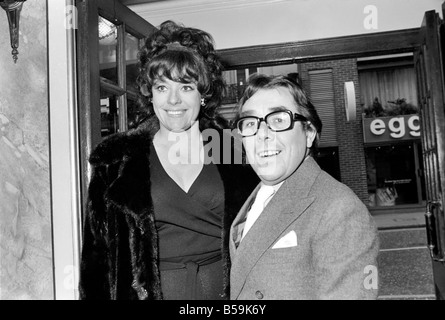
[257,120,273,140]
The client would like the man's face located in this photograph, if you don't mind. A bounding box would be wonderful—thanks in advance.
[240,87,315,186]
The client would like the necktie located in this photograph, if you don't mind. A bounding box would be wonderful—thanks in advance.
[242,185,275,240]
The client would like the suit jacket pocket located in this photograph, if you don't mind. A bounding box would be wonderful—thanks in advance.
[260,246,300,266]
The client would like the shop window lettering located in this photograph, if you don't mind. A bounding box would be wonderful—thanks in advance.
[370,115,420,139]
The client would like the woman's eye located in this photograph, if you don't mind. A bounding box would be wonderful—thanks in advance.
[155,85,167,92]
[182,85,196,91]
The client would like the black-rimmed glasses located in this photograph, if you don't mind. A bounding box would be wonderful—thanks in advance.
[236,110,308,137]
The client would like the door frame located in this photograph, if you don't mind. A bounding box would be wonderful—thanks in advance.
[217,28,420,70]
[415,7,445,300]
[48,0,156,300]
[48,0,82,300]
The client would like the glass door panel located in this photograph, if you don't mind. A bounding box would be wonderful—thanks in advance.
[99,16,118,84]
[100,87,120,137]
[125,32,140,93]
[127,96,144,130]
[365,143,420,206]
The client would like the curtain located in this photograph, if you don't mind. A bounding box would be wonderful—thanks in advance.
[359,66,418,110]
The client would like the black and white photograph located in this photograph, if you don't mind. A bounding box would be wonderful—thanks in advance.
[0,0,444,306]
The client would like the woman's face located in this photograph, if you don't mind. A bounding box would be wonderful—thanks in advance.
[151,77,201,132]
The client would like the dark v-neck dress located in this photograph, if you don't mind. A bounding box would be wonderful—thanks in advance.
[149,143,225,300]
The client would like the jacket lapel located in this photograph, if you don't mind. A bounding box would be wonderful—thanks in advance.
[230,157,320,299]
[229,184,260,254]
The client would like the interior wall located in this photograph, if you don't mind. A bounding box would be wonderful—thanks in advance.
[0,1,53,299]
[130,0,443,49]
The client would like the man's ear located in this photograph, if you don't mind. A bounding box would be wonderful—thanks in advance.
[305,122,317,148]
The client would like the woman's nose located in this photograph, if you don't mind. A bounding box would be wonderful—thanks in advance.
[168,89,181,105]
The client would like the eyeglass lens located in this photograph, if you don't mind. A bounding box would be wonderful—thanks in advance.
[238,111,292,136]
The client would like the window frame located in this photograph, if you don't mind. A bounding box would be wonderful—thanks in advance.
[76,0,156,213]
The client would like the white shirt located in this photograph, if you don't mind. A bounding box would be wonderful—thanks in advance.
[241,181,284,240]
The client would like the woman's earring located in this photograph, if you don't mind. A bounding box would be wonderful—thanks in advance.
[200,98,206,107]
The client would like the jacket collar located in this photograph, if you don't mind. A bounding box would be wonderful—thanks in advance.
[97,118,159,232]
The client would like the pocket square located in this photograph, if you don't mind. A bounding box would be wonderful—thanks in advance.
[272,230,298,249]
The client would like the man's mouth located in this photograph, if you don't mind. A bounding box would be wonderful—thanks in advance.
[258,150,281,158]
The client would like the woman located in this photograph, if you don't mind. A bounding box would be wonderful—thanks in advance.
[79,21,258,300]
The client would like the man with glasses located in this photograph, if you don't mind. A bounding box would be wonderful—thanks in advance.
[229,74,379,300]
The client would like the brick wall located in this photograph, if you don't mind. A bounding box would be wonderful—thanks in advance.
[300,59,369,204]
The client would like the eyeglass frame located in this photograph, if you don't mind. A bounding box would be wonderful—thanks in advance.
[236,109,309,137]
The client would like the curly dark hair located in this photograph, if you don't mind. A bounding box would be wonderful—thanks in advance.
[136,20,227,130]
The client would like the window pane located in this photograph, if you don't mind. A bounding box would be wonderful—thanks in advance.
[257,64,298,78]
[99,16,118,84]
[100,87,119,137]
[308,69,337,147]
[359,66,418,117]
[220,64,299,124]
[127,97,147,130]
[365,144,419,207]
[316,147,341,182]
[126,32,140,93]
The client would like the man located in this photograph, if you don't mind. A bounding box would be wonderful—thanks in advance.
[229,74,379,300]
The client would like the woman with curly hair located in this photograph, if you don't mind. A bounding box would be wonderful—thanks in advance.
[78,20,258,300]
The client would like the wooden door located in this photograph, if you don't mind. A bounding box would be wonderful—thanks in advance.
[415,7,445,300]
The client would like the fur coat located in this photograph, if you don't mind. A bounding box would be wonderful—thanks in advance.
[78,118,258,300]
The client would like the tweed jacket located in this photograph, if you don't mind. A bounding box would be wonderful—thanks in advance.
[78,118,258,300]
[230,157,380,300]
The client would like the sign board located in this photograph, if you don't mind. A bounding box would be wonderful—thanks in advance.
[363,114,420,143]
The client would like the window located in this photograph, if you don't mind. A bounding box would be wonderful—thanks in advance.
[220,63,299,123]
[76,0,156,232]
[358,54,418,118]
[77,0,156,156]
[98,16,146,137]
[316,147,341,181]
[359,54,424,207]
[308,69,337,147]
[365,142,424,207]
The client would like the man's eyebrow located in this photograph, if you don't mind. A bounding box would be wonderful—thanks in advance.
[269,106,288,112]
[239,106,289,117]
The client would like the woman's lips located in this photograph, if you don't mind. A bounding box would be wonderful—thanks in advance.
[165,109,187,117]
